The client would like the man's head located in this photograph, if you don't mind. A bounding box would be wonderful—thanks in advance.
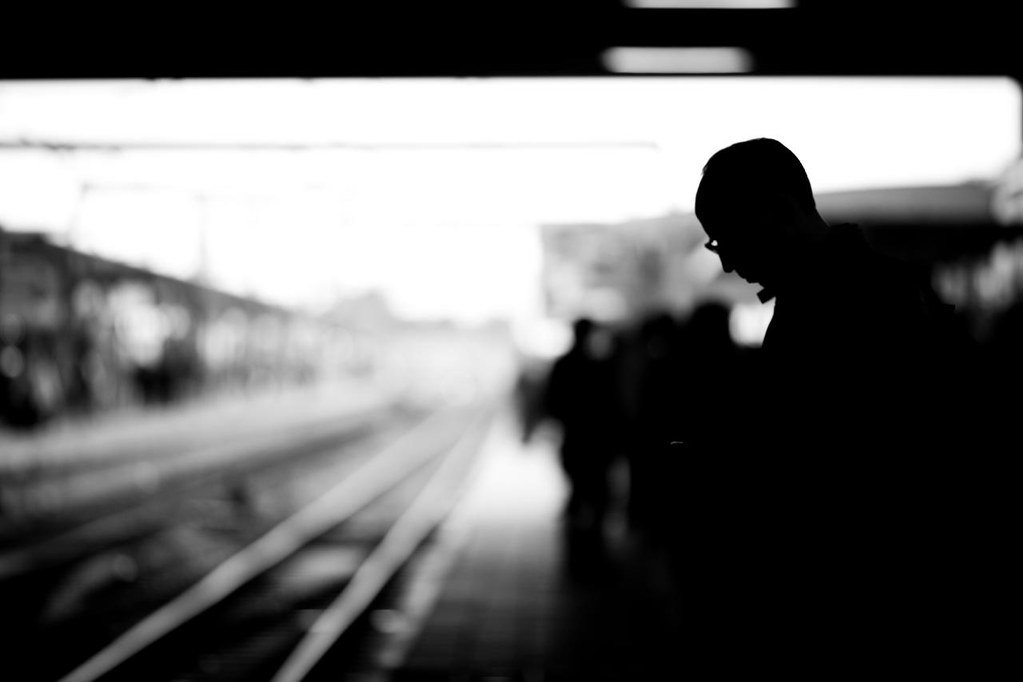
[571,317,614,359]
[695,138,827,289]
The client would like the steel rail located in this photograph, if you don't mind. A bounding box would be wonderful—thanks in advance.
[55,400,489,682]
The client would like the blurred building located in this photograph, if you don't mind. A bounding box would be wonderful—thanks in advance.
[539,178,1023,344]
[0,226,354,427]
[539,211,755,327]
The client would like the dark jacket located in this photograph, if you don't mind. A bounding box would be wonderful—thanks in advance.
[759,223,978,451]
[676,225,1005,670]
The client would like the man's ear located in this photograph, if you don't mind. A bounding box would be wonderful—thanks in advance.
[763,192,805,240]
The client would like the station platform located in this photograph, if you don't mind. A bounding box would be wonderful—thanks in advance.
[370,410,683,681]
[0,378,394,472]
[364,405,1019,682]
[0,378,402,530]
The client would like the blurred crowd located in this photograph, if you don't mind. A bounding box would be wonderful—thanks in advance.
[514,301,759,551]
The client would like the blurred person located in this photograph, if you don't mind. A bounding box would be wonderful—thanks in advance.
[642,300,753,633]
[670,299,750,446]
[621,310,683,537]
[622,306,749,540]
[541,317,627,574]
[681,137,1008,676]
[986,296,1023,390]
[513,353,551,445]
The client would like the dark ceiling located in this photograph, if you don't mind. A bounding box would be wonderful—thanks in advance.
[1,2,1019,81]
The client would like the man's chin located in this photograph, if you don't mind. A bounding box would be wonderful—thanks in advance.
[737,271,761,286]
[741,271,771,288]
[737,273,777,302]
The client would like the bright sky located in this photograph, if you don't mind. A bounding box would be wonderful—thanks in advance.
[0,77,1019,321]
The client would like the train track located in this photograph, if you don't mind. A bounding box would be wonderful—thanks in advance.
[2,397,499,682]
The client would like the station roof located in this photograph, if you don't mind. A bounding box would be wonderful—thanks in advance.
[1,2,1020,81]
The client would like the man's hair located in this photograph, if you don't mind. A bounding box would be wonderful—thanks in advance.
[695,138,816,222]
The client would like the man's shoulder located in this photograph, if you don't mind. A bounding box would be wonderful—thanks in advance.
[770,246,949,346]
[815,225,937,306]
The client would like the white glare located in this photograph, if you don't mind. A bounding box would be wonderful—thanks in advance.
[0,77,1018,323]
[603,48,754,74]
[626,0,793,7]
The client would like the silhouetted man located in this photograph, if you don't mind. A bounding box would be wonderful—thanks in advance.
[684,138,1009,676]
